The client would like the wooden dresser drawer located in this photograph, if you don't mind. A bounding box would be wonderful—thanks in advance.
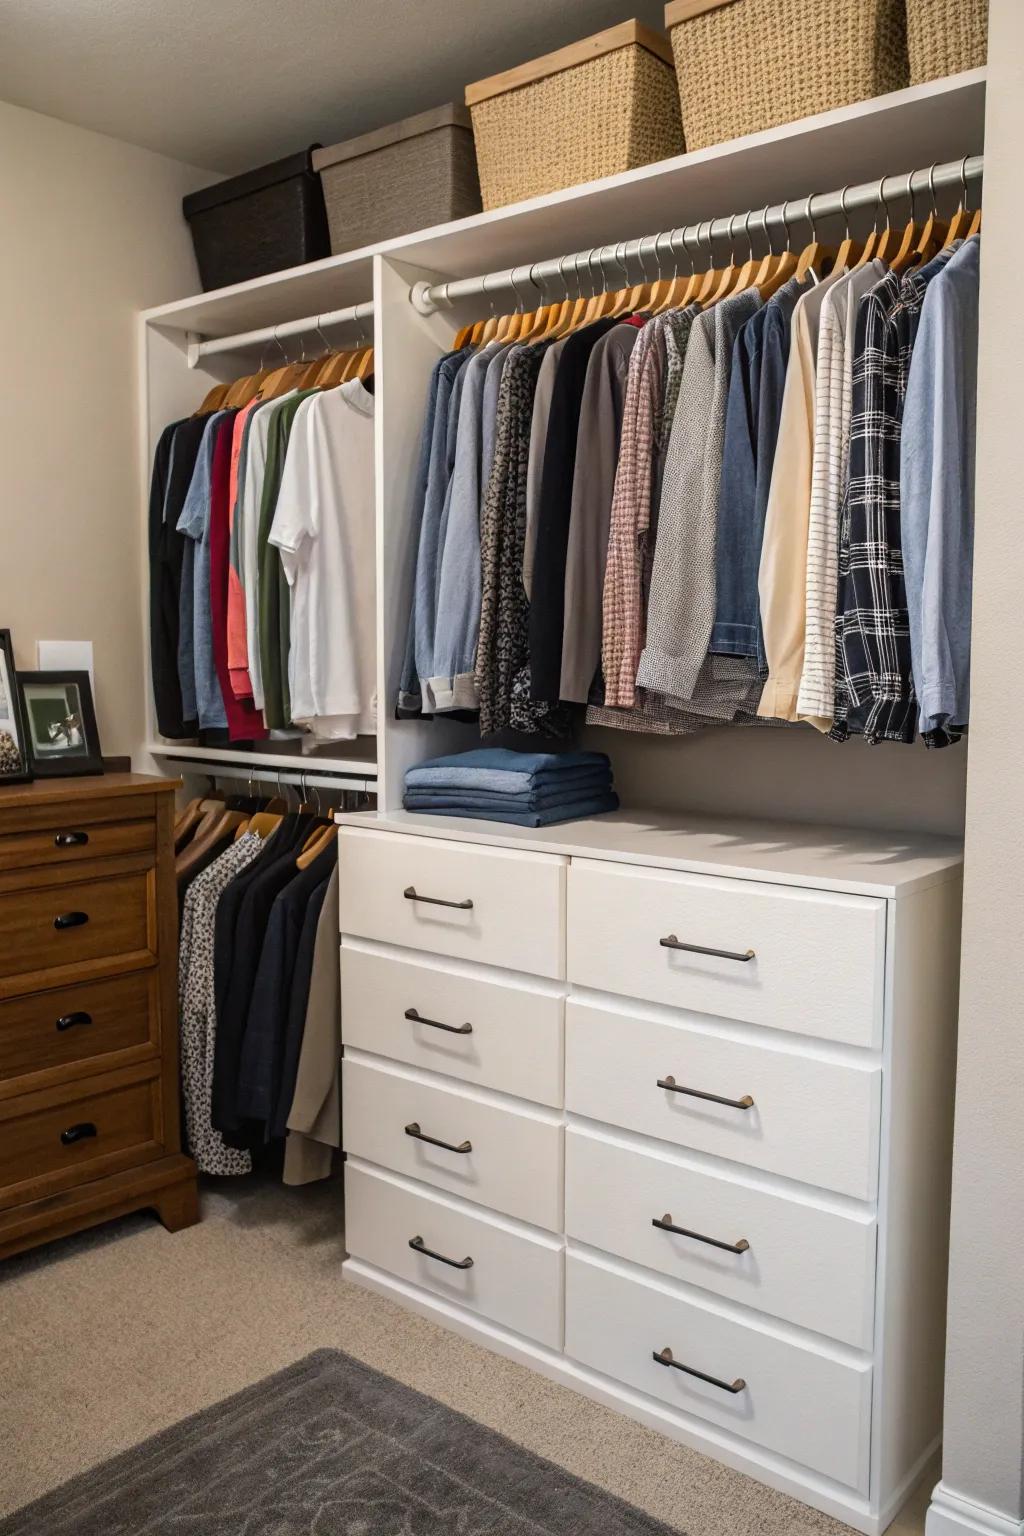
[341,941,564,1107]
[566,1250,872,1493]
[565,997,880,1200]
[0,1066,161,1206]
[0,871,152,990]
[339,829,566,980]
[0,970,156,1089]
[346,1161,564,1349]
[0,818,154,874]
[567,860,885,1048]
[343,1055,563,1231]
[565,1125,876,1349]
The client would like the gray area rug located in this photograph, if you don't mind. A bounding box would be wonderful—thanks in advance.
[1,1347,679,1534]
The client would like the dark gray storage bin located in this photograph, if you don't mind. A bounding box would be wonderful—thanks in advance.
[183,148,331,292]
[313,105,481,255]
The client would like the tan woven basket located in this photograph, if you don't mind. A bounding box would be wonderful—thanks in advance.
[906,0,988,84]
[466,21,684,211]
[665,0,909,153]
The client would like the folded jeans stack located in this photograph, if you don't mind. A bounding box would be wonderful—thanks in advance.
[403,748,618,827]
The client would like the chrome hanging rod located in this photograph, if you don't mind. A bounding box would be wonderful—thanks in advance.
[410,154,983,317]
[186,300,376,369]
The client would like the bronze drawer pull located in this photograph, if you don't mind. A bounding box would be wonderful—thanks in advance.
[657,1075,754,1110]
[54,911,89,930]
[60,1122,98,1147]
[409,1235,474,1270]
[54,831,89,847]
[653,1213,750,1254]
[660,934,755,962]
[405,1007,473,1036]
[653,1346,745,1394]
[56,1011,93,1032]
[404,885,473,911]
[404,1121,472,1154]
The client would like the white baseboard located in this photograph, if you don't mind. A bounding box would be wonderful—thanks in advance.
[927,1484,1024,1536]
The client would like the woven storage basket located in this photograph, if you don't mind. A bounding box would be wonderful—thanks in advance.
[183,148,330,292]
[665,0,909,153]
[906,0,987,84]
[467,20,684,211]
[313,105,481,255]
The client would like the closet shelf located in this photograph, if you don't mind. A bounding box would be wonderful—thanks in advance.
[146,741,378,789]
[334,808,963,899]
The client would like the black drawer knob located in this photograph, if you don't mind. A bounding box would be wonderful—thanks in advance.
[56,1011,93,1032]
[54,831,89,848]
[54,911,89,930]
[60,1122,97,1146]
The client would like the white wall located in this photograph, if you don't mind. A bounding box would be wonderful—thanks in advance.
[0,99,217,757]
[927,2,1024,1532]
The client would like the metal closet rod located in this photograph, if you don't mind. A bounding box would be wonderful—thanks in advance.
[410,153,984,316]
[173,756,375,793]
[187,299,376,367]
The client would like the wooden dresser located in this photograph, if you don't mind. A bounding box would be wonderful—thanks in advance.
[0,773,198,1259]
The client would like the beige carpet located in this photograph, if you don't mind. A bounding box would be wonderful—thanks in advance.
[0,1175,933,1535]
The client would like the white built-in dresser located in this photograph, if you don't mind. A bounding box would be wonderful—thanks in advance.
[336,807,963,1536]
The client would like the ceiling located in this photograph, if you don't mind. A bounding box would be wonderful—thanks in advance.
[0,0,668,173]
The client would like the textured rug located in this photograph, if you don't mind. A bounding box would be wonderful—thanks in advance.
[0,1347,680,1534]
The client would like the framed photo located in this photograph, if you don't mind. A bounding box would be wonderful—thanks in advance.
[0,630,33,784]
[17,671,104,778]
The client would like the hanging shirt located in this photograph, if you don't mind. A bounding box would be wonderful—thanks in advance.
[165,416,210,730]
[523,336,570,599]
[226,399,262,701]
[177,409,234,731]
[240,391,298,711]
[901,236,980,746]
[283,865,341,1186]
[397,355,447,717]
[257,389,320,730]
[208,414,267,742]
[269,379,376,741]
[147,416,189,738]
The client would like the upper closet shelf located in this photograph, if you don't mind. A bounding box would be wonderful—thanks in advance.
[143,69,984,341]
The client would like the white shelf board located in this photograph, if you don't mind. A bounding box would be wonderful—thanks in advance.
[142,69,984,339]
[146,740,377,781]
[334,807,963,899]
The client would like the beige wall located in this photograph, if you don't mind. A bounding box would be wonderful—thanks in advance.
[0,99,217,757]
[927,1,1024,1531]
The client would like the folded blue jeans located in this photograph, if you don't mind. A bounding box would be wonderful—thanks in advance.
[404,792,620,828]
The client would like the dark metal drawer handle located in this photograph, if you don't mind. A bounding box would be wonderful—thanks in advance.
[404,885,473,911]
[653,1347,746,1394]
[653,1213,750,1254]
[404,1121,472,1154]
[660,935,755,963]
[56,1011,93,1032]
[54,911,89,930]
[54,830,89,847]
[405,1007,473,1036]
[409,1235,474,1270]
[60,1122,97,1146]
[658,1075,754,1111]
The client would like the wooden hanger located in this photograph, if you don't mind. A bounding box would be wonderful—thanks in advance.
[175,809,249,882]
[699,217,741,306]
[297,823,338,871]
[941,159,974,249]
[794,193,838,282]
[356,348,374,381]
[194,383,229,415]
[967,206,982,239]
[174,796,207,851]
[829,186,864,277]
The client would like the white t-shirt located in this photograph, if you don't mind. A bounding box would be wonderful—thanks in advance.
[269,380,376,741]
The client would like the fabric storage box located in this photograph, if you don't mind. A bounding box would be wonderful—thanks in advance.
[183,148,330,292]
[313,105,481,254]
[906,0,988,84]
[664,0,909,153]
[466,20,684,211]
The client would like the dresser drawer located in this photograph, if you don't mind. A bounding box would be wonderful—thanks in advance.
[567,860,885,1048]
[0,969,156,1088]
[0,1068,161,1205]
[339,829,566,980]
[0,871,153,988]
[566,1251,872,1493]
[566,1126,876,1348]
[346,1161,564,1349]
[341,941,564,1107]
[0,818,154,874]
[566,998,880,1200]
[343,1056,563,1231]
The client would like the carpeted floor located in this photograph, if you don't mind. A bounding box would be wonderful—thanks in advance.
[0,1175,933,1535]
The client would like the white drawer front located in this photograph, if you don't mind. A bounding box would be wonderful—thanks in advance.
[345,1161,564,1349]
[566,1251,872,1493]
[567,860,885,1048]
[566,1126,876,1349]
[341,941,564,1107]
[339,829,566,979]
[565,998,880,1200]
[343,1056,563,1231]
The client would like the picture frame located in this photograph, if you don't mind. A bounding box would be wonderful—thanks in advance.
[16,670,104,778]
[0,629,33,784]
